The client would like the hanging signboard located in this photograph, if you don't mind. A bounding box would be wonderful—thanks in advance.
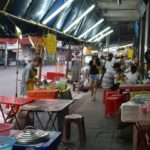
[42,33,57,54]
[128,48,134,59]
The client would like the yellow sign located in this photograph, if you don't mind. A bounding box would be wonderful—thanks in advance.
[86,48,92,54]
[42,33,57,53]
[128,48,134,59]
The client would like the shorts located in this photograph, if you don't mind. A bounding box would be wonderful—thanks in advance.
[90,74,98,81]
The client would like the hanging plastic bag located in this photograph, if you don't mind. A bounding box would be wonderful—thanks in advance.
[84,79,90,88]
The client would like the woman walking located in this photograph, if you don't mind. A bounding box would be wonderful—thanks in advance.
[89,55,101,100]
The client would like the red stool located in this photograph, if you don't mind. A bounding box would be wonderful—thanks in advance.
[105,94,126,117]
[63,114,86,144]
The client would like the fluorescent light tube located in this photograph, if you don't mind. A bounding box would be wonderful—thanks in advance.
[78,18,104,39]
[88,26,111,42]
[42,0,74,25]
[64,4,95,33]
[94,30,114,42]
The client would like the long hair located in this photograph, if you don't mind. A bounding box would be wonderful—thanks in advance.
[131,65,137,74]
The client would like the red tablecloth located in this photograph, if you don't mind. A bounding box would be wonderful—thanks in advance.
[0,96,35,129]
[0,96,34,105]
[119,85,150,91]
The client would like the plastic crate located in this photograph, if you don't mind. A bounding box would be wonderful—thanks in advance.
[27,90,58,99]
[105,95,125,117]
[47,72,64,80]
[103,90,119,104]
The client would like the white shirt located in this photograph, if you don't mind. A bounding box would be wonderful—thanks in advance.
[105,59,116,71]
[102,70,116,89]
[126,72,138,84]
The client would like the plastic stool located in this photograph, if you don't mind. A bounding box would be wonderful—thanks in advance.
[63,114,86,144]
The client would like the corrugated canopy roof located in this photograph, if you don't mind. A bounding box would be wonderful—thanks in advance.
[0,0,104,44]
[0,0,145,45]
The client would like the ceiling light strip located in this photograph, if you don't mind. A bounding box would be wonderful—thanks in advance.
[42,0,74,25]
[64,4,95,33]
[78,18,104,39]
[94,29,114,42]
[88,26,111,42]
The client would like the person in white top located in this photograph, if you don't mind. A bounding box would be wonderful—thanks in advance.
[125,65,139,84]
[24,56,29,64]
[105,53,116,71]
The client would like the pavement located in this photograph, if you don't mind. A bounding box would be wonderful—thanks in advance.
[58,90,132,150]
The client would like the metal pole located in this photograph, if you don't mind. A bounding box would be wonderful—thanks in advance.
[3,0,11,11]
[4,43,8,68]
[15,40,20,97]
[81,44,84,68]
[139,15,145,78]
[38,46,44,80]
[65,43,71,78]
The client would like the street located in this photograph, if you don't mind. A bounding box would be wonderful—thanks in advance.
[0,66,58,97]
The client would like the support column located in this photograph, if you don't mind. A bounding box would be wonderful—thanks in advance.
[65,43,71,78]
[144,2,150,72]
[38,46,44,80]
[4,43,8,68]
[80,44,84,68]
[139,15,145,78]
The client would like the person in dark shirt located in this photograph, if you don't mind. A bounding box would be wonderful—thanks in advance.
[89,55,101,100]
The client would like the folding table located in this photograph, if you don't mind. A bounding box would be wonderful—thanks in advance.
[121,102,150,150]
[21,99,74,131]
[0,96,35,129]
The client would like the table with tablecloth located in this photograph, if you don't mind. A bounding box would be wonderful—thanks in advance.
[121,99,150,150]
[119,84,150,91]
[0,96,34,129]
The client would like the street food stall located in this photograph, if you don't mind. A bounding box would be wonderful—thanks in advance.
[0,6,84,150]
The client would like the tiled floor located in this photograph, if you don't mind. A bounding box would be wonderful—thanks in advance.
[58,89,132,150]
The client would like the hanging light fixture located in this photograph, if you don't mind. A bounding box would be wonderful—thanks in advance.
[42,0,74,25]
[15,26,22,40]
[78,18,104,39]
[94,29,114,42]
[64,4,95,33]
[88,26,111,42]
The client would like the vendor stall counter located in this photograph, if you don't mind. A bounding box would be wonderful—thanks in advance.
[119,84,150,91]
[121,102,150,150]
